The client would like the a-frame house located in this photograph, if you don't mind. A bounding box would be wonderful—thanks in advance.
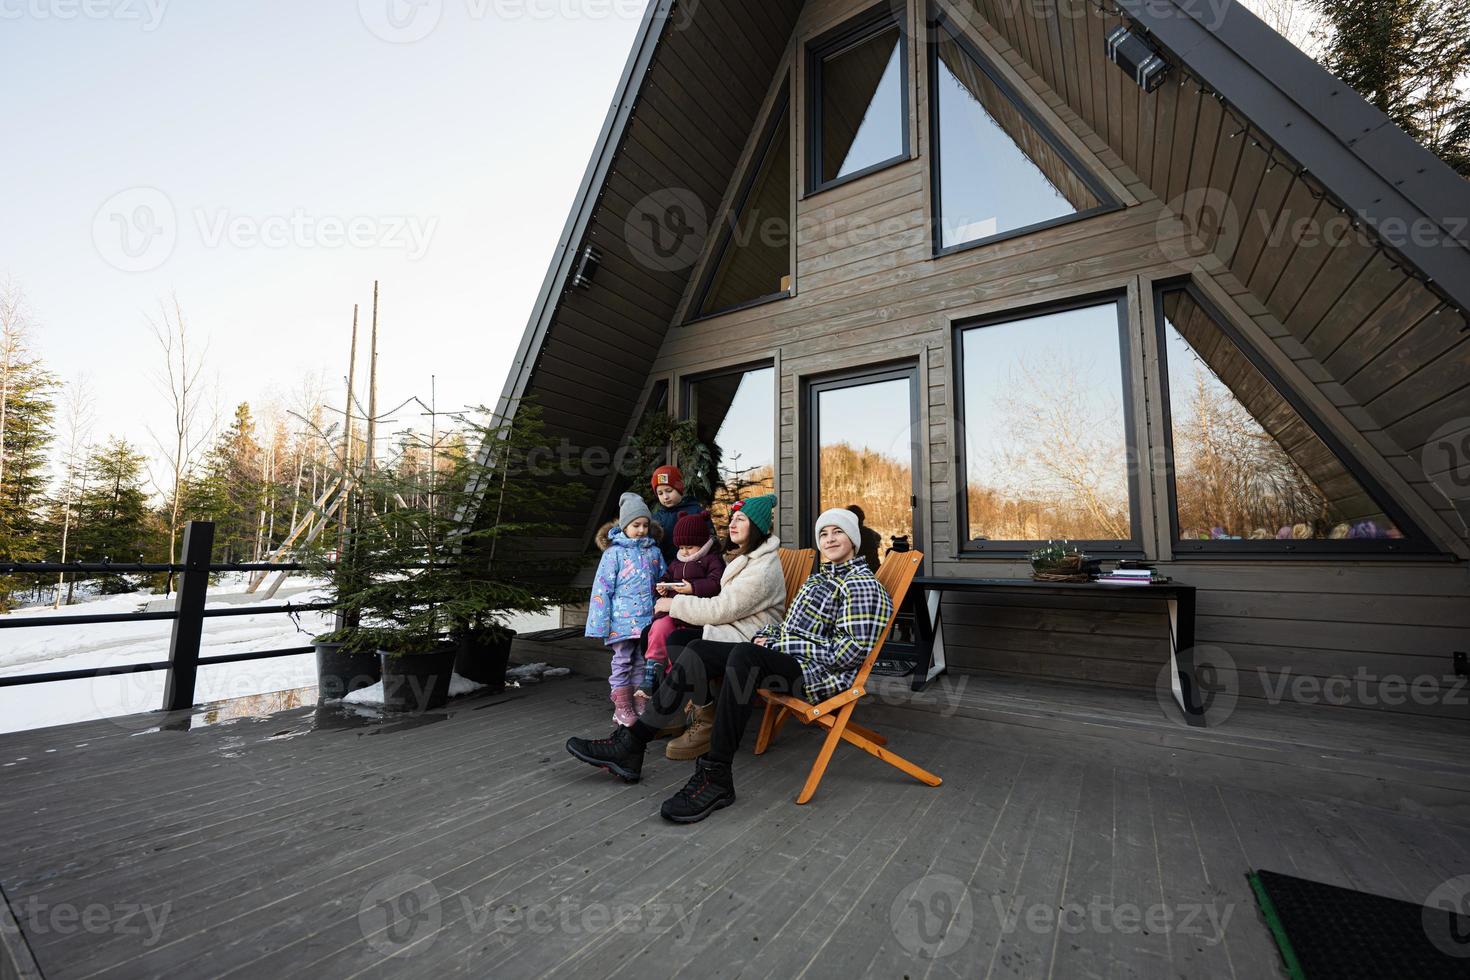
[495,0,1470,719]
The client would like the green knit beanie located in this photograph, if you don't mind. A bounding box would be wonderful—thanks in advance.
[733,493,776,534]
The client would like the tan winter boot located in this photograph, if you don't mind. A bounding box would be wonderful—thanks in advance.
[665,702,715,761]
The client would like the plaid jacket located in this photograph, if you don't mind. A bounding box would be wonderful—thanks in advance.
[753,556,893,702]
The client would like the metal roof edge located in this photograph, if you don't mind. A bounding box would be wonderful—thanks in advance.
[464,0,673,512]
[491,0,675,423]
[1118,0,1470,316]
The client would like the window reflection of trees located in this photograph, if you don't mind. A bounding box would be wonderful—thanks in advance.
[1161,300,1402,542]
[818,443,911,550]
[961,307,1134,543]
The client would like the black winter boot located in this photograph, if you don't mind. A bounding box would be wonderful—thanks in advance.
[660,756,736,823]
[565,726,645,783]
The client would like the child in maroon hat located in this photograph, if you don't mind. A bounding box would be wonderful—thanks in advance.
[637,509,725,712]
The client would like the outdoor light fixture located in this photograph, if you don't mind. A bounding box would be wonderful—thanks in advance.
[1105,26,1168,92]
[571,244,602,289]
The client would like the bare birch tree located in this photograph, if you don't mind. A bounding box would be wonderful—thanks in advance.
[146,295,215,585]
[53,377,96,607]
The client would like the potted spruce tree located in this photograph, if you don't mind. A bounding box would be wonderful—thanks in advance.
[336,403,584,710]
[439,403,585,690]
[343,456,461,712]
[307,502,388,701]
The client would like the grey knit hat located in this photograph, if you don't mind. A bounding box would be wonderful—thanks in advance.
[618,492,652,531]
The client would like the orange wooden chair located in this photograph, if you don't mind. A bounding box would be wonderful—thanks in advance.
[753,551,941,804]
[777,547,815,608]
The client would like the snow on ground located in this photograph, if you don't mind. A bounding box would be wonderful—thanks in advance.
[0,579,559,735]
[343,671,492,706]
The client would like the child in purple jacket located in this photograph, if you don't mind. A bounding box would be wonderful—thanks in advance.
[636,510,724,711]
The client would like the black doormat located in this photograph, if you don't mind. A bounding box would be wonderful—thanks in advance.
[1248,869,1470,979]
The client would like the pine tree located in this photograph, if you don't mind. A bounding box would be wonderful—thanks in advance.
[0,357,57,557]
[181,402,263,562]
[1311,0,1470,175]
[72,438,153,591]
[0,349,56,607]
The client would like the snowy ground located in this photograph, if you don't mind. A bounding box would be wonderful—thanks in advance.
[0,578,558,735]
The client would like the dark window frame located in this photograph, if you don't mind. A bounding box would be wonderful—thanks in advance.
[801,360,924,554]
[1153,279,1435,556]
[687,88,794,324]
[680,359,779,503]
[952,292,1146,557]
[805,2,912,197]
[927,6,1121,257]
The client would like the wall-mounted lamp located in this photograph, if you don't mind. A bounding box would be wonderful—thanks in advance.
[571,244,602,289]
[1105,26,1168,92]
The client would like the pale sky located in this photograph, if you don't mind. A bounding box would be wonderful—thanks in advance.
[1,0,648,471]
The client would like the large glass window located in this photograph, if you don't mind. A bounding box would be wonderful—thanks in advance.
[1158,287,1415,549]
[807,6,909,193]
[957,299,1137,547]
[930,13,1111,251]
[808,366,920,553]
[685,365,775,525]
[696,96,792,318]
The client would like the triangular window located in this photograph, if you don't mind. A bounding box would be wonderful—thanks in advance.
[931,13,1114,251]
[695,93,792,319]
[1158,286,1418,549]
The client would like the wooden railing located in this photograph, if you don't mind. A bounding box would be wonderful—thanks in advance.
[0,521,330,711]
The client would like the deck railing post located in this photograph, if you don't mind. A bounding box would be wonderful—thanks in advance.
[163,521,214,712]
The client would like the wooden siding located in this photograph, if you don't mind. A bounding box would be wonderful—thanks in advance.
[634,0,1470,718]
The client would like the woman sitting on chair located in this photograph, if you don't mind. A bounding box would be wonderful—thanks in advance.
[565,507,892,824]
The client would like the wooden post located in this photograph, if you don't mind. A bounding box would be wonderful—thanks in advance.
[364,281,379,479]
[163,521,214,712]
[339,303,359,553]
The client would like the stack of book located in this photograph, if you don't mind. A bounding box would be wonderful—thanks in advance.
[1095,562,1170,585]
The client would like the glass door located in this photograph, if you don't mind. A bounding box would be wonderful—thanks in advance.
[804,364,922,556]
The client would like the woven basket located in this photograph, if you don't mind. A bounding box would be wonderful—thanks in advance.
[1030,553,1087,582]
[1032,570,1091,583]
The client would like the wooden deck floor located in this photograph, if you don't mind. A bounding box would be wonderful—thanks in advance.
[2,671,1468,979]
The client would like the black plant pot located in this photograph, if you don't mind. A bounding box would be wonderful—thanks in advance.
[453,630,516,691]
[314,640,382,701]
[378,646,457,712]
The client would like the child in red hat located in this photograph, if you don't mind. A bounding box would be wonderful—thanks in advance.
[637,509,724,712]
[649,465,708,563]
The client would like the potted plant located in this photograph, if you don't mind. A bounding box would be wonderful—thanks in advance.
[305,506,387,701]
[436,403,586,691]
[333,459,458,712]
[1028,540,1090,582]
[341,402,585,709]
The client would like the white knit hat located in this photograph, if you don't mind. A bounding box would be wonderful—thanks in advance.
[814,508,861,552]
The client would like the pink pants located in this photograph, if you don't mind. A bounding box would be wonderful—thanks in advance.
[643,615,687,679]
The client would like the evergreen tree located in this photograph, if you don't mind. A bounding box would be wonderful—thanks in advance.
[0,353,55,607]
[181,402,262,562]
[1311,0,1470,175]
[72,438,153,590]
[0,359,57,554]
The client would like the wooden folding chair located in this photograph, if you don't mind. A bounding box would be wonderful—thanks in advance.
[753,551,941,804]
[777,547,815,608]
